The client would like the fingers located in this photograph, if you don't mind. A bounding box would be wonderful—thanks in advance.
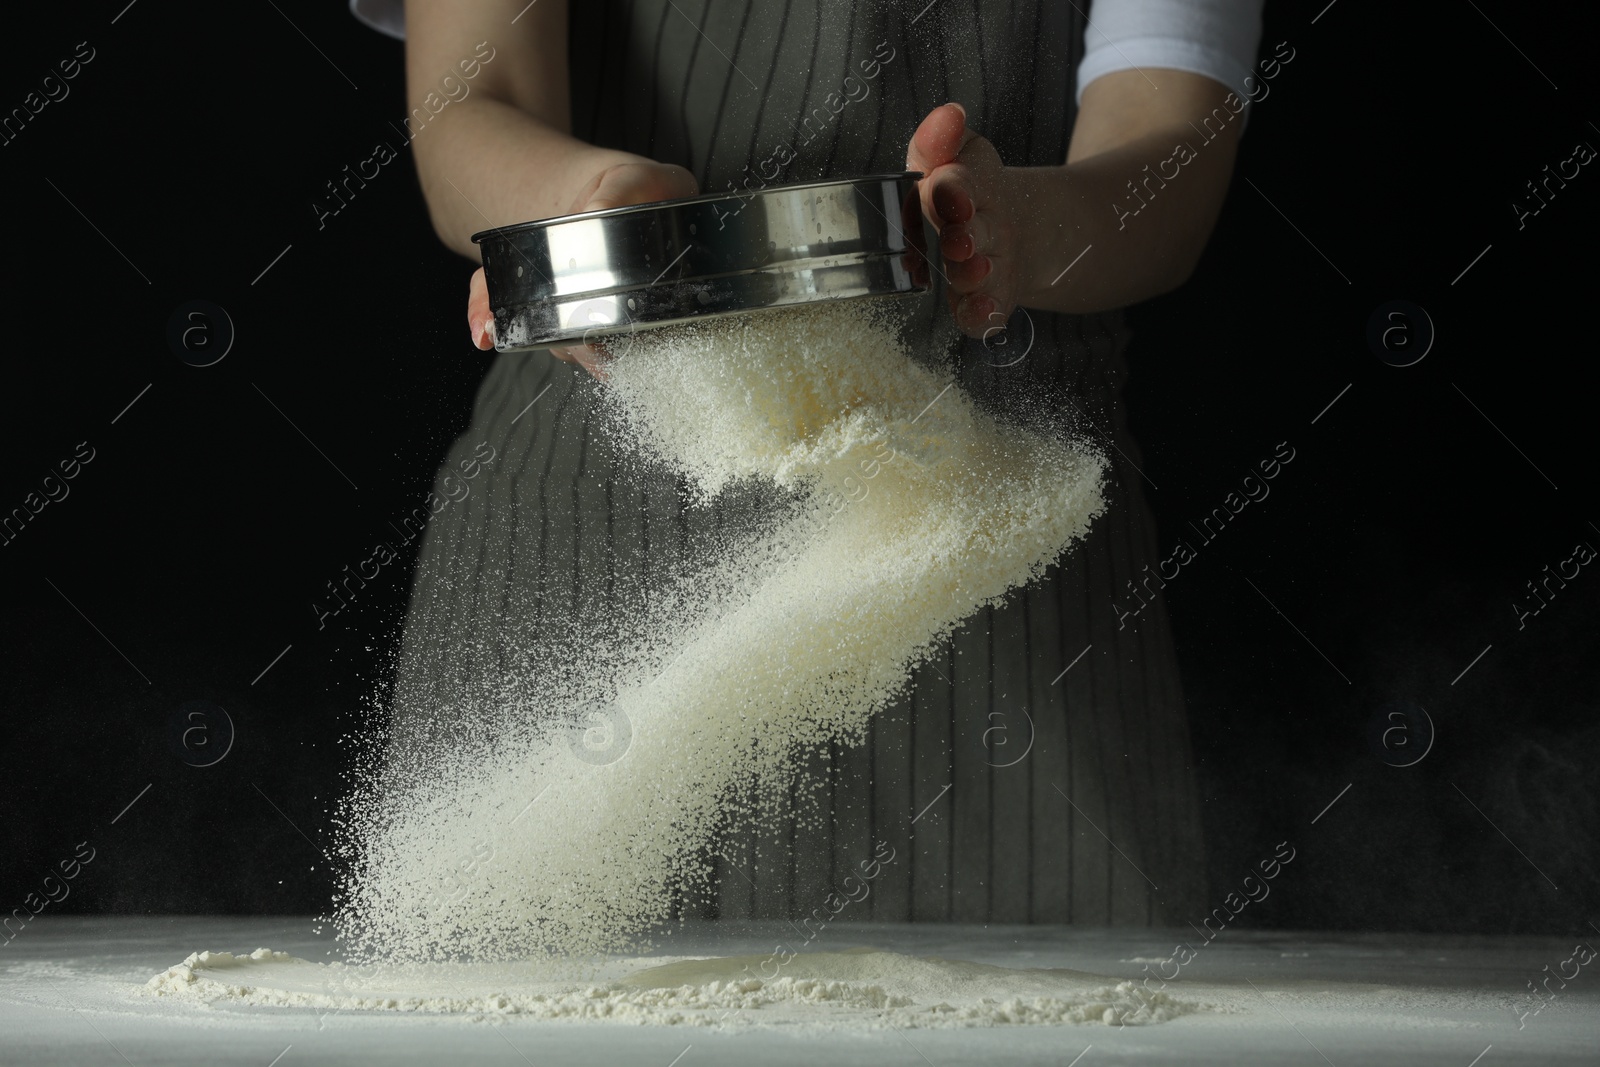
[944,251,992,288]
[930,154,1005,339]
[924,136,1002,238]
[931,172,974,225]
[466,271,604,378]
[939,207,992,263]
[467,268,494,350]
[905,103,1019,340]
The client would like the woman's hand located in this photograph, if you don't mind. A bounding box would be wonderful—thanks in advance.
[467,159,698,375]
[907,73,1247,324]
[906,102,1030,340]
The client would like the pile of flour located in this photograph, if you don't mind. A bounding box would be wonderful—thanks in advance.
[145,945,1202,1027]
[332,300,1105,964]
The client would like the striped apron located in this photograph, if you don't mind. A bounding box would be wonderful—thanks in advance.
[389,0,1207,926]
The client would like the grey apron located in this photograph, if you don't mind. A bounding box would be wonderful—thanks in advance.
[389,0,1206,926]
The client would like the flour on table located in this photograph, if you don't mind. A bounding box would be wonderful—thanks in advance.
[145,945,1205,1027]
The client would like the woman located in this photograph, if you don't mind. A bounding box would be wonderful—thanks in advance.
[354,0,1263,926]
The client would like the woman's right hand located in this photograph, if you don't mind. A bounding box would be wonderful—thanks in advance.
[467,160,698,376]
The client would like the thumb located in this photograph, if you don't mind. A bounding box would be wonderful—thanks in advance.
[578,162,699,213]
[906,102,972,176]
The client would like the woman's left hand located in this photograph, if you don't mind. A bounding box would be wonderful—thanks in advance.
[907,73,1250,323]
[906,102,1031,340]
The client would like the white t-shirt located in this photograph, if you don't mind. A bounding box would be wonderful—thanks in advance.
[351,0,1265,110]
[1078,0,1264,107]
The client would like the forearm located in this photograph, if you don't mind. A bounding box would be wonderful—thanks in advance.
[1012,138,1237,312]
[405,0,642,260]
[1014,69,1243,314]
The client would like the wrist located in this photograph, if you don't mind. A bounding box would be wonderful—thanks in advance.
[1006,165,1079,309]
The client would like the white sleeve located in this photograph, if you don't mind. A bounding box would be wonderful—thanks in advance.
[350,0,405,40]
[1076,0,1265,108]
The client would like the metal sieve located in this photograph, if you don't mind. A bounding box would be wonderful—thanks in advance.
[471,172,932,353]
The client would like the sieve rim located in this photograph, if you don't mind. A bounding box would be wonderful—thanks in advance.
[469,172,924,244]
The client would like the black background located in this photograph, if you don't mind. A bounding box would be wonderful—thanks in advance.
[2,1,1596,934]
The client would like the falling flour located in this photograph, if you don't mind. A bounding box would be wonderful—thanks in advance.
[330,299,1107,967]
